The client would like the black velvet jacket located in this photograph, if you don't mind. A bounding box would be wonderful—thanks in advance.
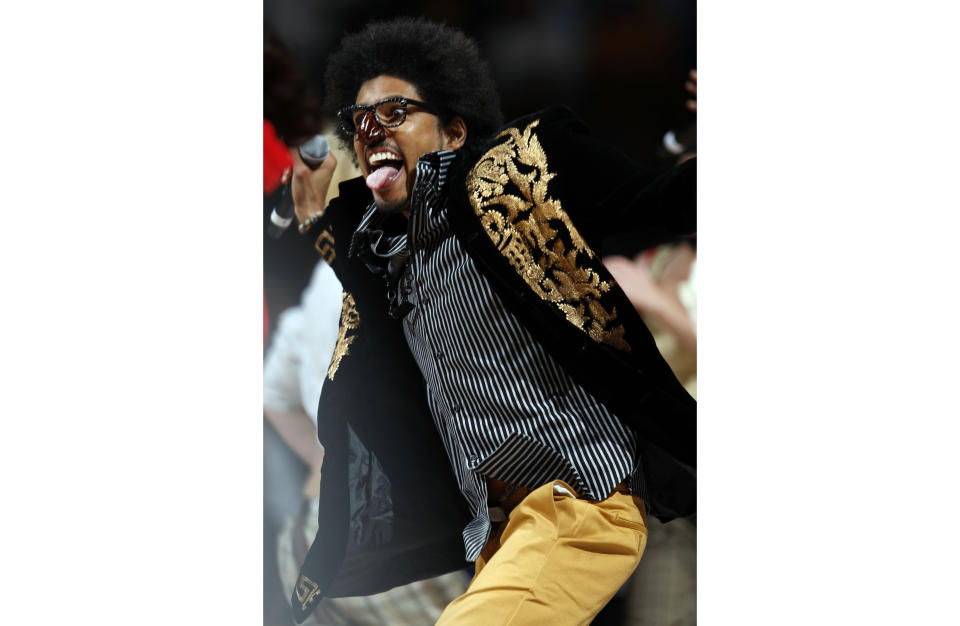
[291,106,696,623]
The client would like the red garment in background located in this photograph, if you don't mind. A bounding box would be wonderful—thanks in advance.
[264,120,293,194]
[263,120,287,344]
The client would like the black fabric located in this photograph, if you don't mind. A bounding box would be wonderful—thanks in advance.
[291,179,470,623]
[347,210,412,319]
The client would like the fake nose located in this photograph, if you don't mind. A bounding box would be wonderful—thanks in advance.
[357,111,386,145]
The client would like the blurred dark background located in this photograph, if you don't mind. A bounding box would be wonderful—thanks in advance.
[264,1,695,623]
[266,0,695,168]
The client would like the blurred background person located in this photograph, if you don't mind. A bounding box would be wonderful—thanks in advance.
[264,253,471,626]
[603,237,696,398]
[604,236,697,626]
[263,27,329,624]
[602,69,697,626]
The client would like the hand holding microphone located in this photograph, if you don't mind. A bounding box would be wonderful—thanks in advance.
[268,134,338,238]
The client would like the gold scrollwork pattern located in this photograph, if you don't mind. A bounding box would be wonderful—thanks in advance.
[295,574,322,611]
[315,228,336,264]
[327,292,360,380]
[466,120,630,351]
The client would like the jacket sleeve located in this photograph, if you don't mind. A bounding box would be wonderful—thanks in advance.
[305,176,371,285]
[533,106,696,247]
[599,157,696,238]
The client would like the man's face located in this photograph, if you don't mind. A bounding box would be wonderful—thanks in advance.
[352,75,459,213]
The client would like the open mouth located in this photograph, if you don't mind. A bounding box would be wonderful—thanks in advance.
[365,150,404,191]
[367,149,403,170]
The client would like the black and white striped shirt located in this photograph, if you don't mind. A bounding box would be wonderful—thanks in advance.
[352,150,644,561]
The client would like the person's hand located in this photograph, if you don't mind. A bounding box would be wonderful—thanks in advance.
[657,244,695,293]
[289,147,338,224]
[604,253,697,356]
[685,69,696,113]
[603,254,666,315]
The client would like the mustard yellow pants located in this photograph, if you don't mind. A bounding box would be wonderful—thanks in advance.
[436,480,648,626]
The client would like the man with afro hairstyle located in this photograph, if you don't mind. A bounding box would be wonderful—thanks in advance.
[288,17,696,625]
[323,17,503,169]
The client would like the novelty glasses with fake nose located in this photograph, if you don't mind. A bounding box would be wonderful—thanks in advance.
[337,96,440,136]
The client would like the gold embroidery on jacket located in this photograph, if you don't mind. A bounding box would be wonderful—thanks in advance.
[315,228,336,264]
[296,574,322,611]
[327,292,359,380]
[466,119,630,351]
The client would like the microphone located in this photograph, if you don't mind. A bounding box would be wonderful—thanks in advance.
[267,134,330,238]
[299,135,330,167]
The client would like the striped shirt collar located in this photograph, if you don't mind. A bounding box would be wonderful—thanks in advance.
[348,149,457,259]
[348,149,458,317]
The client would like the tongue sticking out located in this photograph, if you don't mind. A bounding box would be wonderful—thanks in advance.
[366,166,400,191]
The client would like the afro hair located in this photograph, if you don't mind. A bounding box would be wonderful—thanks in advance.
[324,18,503,163]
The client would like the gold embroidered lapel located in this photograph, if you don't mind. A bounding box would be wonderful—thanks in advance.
[466,119,630,352]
